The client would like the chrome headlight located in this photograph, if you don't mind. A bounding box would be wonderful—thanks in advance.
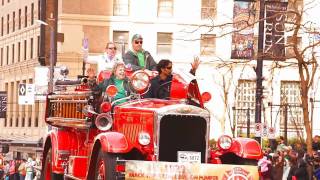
[138,132,151,146]
[217,135,233,150]
[131,70,150,92]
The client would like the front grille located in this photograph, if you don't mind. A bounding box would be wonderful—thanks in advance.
[158,115,207,162]
[120,124,144,143]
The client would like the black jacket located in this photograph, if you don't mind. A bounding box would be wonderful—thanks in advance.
[123,50,157,71]
[144,75,173,99]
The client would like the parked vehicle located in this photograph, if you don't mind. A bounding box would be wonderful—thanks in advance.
[41,67,262,180]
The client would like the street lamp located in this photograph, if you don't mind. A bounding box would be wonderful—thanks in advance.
[35,19,55,94]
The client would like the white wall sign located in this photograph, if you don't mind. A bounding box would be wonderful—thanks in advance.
[18,84,35,105]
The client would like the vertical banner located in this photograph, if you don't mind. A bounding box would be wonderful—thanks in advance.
[264,1,288,60]
[231,0,256,59]
[0,91,7,118]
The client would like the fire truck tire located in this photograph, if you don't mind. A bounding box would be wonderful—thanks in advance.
[41,147,64,180]
[94,149,118,180]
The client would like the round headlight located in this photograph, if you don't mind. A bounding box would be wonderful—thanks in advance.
[138,132,151,146]
[218,135,233,150]
[106,85,118,97]
[131,71,150,92]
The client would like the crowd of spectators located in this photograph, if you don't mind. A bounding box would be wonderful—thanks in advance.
[0,157,39,180]
[259,135,320,180]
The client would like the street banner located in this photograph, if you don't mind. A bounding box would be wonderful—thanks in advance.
[0,91,7,118]
[125,161,259,179]
[231,0,256,59]
[264,1,288,60]
[18,84,35,105]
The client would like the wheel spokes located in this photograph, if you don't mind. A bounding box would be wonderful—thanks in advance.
[97,159,105,180]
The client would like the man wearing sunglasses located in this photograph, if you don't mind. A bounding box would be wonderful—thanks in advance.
[123,34,157,72]
[85,42,122,73]
[145,57,200,99]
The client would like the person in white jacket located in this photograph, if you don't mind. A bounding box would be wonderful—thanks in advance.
[25,158,35,180]
[84,42,122,74]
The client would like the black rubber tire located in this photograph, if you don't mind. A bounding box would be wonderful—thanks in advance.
[94,149,118,180]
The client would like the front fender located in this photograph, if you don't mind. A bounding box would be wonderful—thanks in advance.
[95,132,130,153]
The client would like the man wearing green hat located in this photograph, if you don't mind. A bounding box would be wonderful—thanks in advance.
[123,34,157,72]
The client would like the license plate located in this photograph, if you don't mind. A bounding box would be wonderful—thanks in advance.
[177,151,201,163]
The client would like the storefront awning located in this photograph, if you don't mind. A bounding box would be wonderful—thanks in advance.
[0,134,43,147]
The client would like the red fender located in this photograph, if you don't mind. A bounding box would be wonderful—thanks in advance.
[95,132,130,153]
[45,129,81,174]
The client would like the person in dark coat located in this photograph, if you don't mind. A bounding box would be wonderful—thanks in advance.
[123,34,157,72]
[145,57,200,99]
[271,152,284,180]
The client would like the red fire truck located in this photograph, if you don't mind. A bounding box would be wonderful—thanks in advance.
[41,68,262,179]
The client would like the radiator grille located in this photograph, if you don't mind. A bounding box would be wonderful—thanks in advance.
[120,124,144,143]
[159,115,207,162]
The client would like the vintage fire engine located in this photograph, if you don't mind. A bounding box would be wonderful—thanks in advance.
[41,67,262,180]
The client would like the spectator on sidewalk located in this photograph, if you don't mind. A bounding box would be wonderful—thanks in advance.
[18,159,26,180]
[312,135,320,151]
[25,158,34,180]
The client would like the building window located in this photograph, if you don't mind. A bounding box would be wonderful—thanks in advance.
[0,48,3,66]
[6,14,9,34]
[157,32,172,55]
[201,0,217,19]
[22,117,25,127]
[200,34,216,56]
[35,117,38,127]
[31,3,34,25]
[4,118,7,127]
[286,36,302,58]
[1,0,3,6]
[30,38,33,59]
[6,46,9,65]
[19,9,21,29]
[37,36,40,56]
[1,16,3,36]
[158,0,173,17]
[235,80,256,135]
[12,44,14,64]
[15,117,18,127]
[280,81,303,134]
[25,6,27,28]
[24,40,27,60]
[12,11,15,32]
[9,117,12,127]
[38,0,40,20]
[18,42,20,62]
[113,31,129,54]
[28,117,31,127]
[113,0,129,16]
